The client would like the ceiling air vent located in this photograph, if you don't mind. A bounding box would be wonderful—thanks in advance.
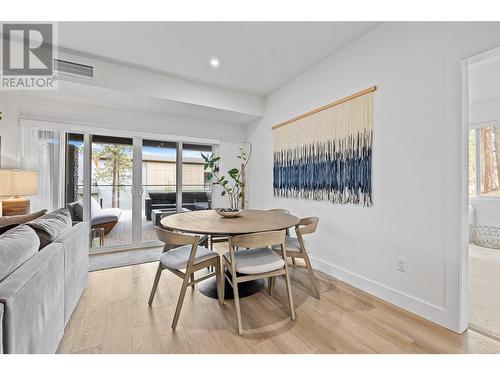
[54,59,94,78]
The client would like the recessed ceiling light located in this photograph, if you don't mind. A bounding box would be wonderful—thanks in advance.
[210,58,220,68]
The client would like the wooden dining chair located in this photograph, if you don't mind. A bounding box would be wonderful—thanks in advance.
[267,208,290,215]
[223,230,295,335]
[267,208,291,239]
[272,217,320,299]
[148,226,224,329]
[209,234,229,250]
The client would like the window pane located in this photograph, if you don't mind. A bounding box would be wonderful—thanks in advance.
[480,126,500,196]
[469,130,477,196]
[91,135,133,248]
[182,143,212,211]
[142,140,177,241]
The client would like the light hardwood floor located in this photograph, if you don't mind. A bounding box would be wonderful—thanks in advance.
[57,258,500,354]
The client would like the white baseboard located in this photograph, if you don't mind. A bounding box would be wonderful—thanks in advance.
[310,256,456,332]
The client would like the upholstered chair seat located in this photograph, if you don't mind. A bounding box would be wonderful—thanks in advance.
[148,227,223,330]
[223,248,285,274]
[160,244,217,269]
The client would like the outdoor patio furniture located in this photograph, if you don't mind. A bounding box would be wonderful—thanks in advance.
[67,198,122,234]
[145,191,211,220]
[152,207,191,226]
[91,227,105,246]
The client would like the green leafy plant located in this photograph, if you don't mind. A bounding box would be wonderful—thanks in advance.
[202,142,252,210]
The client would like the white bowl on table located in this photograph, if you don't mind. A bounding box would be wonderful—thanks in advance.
[215,208,241,218]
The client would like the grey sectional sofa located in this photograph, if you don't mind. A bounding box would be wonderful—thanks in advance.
[0,209,88,354]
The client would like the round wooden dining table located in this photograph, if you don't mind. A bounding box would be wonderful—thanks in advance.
[161,209,299,299]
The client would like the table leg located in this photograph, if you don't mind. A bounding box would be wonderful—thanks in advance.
[198,271,265,300]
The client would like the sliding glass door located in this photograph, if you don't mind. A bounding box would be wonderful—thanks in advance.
[88,135,134,250]
[141,139,178,242]
[181,143,213,209]
[22,122,215,254]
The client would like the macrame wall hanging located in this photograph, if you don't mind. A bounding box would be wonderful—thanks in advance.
[272,86,375,207]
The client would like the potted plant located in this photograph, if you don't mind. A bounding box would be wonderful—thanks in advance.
[202,142,252,216]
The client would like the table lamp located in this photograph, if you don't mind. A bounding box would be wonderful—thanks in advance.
[0,169,38,216]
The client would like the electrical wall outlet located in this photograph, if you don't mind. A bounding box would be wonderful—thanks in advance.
[397,256,408,273]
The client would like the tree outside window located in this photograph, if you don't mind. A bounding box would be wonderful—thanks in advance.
[93,144,133,208]
[470,126,500,197]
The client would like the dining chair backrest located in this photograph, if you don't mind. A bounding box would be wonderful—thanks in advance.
[296,217,319,236]
[268,209,292,236]
[229,230,286,249]
[267,208,290,215]
[155,226,198,247]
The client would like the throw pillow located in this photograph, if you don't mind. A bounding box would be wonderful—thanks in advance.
[0,225,40,282]
[27,208,72,250]
[72,200,84,221]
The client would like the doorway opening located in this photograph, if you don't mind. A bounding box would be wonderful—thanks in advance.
[465,47,500,340]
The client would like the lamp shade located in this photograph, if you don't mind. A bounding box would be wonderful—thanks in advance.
[0,170,38,196]
[0,170,13,196]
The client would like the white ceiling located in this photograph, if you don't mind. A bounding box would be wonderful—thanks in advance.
[469,53,500,103]
[25,81,260,125]
[58,22,379,97]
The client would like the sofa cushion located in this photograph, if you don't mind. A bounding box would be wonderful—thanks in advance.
[51,222,88,324]
[27,208,72,249]
[0,209,47,227]
[0,225,40,282]
[149,192,176,204]
[0,242,64,353]
[182,192,208,203]
[194,202,210,210]
[90,208,121,226]
[72,201,84,221]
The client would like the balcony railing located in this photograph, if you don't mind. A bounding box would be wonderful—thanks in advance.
[72,184,212,210]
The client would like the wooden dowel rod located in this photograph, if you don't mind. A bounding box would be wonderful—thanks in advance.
[271,85,376,130]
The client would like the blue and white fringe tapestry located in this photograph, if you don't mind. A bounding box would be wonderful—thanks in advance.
[272,90,373,207]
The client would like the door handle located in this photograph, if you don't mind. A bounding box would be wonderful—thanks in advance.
[131,186,144,196]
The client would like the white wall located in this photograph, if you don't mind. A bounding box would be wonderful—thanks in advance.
[246,22,500,332]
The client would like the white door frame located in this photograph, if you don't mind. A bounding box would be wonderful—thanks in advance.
[132,137,144,248]
[459,44,500,332]
[458,58,469,333]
